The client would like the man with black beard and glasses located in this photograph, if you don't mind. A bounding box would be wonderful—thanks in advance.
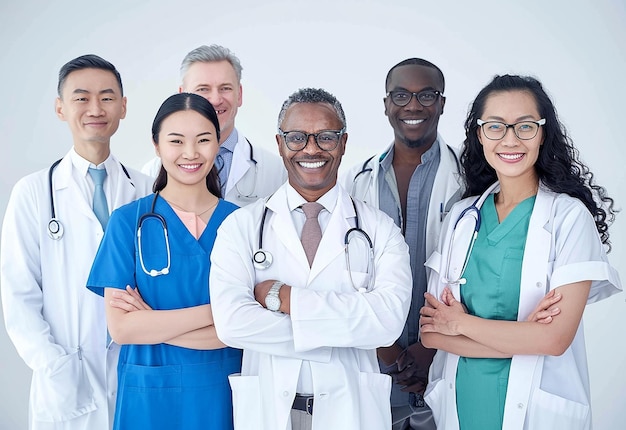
[342,58,462,429]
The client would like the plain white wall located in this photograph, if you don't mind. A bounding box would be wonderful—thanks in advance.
[0,0,624,428]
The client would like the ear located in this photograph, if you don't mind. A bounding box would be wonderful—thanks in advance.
[153,140,160,156]
[120,96,127,119]
[439,96,446,115]
[55,97,65,121]
[339,132,348,156]
[237,84,243,107]
[178,85,184,94]
[275,134,283,156]
[383,96,389,117]
[477,127,484,146]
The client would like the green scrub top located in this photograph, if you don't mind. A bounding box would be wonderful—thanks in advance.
[455,194,536,430]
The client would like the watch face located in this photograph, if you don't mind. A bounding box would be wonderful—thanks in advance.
[266,295,281,311]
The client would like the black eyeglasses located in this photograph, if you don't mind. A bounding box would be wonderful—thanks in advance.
[386,90,443,107]
[278,128,346,152]
[477,119,546,141]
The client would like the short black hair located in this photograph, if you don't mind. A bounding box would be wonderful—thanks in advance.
[385,58,445,93]
[57,54,123,97]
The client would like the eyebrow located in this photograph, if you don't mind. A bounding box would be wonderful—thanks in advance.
[71,88,117,95]
[485,114,539,122]
[166,131,214,137]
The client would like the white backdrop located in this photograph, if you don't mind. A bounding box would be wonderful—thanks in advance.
[0,0,624,428]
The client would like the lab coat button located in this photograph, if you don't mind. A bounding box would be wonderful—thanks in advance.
[449,383,453,389]
[283,391,289,397]
[536,282,542,288]
[517,403,524,409]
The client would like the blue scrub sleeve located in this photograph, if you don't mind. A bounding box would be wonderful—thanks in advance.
[87,204,139,297]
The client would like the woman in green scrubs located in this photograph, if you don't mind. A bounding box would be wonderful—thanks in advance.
[419,75,621,430]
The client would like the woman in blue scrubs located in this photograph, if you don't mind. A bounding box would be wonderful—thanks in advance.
[87,93,241,430]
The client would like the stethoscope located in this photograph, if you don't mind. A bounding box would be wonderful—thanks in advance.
[232,139,258,200]
[47,158,133,240]
[443,182,499,286]
[252,198,376,293]
[137,192,171,277]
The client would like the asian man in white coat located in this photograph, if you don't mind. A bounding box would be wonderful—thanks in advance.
[141,44,286,206]
[1,55,153,430]
[210,88,413,430]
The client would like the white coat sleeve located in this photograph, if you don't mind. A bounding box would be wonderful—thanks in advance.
[1,178,66,370]
[548,196,621,302]
[290,208,412,351]
[209,212,332,362]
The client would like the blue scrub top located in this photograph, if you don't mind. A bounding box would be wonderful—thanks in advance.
[87,194,242,430]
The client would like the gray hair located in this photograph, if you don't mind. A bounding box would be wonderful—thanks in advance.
[179,44,243,84]
[277,88,347,131]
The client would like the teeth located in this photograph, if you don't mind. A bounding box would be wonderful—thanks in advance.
[499,153,524,160]
[180,163,201,169]
[402,119,424,125]
[299,161,326,169]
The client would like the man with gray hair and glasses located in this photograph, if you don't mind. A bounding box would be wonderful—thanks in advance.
[210,88,412,430]
[142,44,285,206]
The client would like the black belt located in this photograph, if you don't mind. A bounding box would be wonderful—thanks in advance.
[292,394,314,415]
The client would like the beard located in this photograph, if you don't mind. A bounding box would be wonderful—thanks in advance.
[401,135,431,149]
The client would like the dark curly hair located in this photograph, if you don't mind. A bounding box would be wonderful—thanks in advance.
[461,74,616,250]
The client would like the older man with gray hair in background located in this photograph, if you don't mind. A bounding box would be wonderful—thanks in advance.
[142,44,286,206]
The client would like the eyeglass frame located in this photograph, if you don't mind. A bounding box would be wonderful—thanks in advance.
[278,128,346,152]
[385,90,443,107]
[477,118,546,141]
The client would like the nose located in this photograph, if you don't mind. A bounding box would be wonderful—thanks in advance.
[201,89,221,106]
[500,126,519,145]
[182,142,199,159]
[87,99,105,116]
[404,93,424,111]
[302,134,321,154]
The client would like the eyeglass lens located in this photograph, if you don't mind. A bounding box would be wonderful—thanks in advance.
[481,122,541,140]
[389,90,440,107]
[283,131,342,151]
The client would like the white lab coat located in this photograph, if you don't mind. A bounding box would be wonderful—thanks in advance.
[141,130,286,207]
[1,151,153,430]
[209,183,413,430]
[340,135,462,255]
[423,183,622,430]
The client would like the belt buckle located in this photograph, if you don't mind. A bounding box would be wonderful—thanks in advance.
[305,396,314,415]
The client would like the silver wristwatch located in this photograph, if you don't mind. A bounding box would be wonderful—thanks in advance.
[265,281,284,312]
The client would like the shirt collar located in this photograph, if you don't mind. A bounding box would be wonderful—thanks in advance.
[286,183,339,214]
[220,127,239,153]
[380,137,441,171]
[69,148,114,176]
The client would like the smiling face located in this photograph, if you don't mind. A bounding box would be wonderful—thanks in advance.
[155,109,220,190]
[180,60,242,142]
[276,102,347,202]
[384,64,445,150]
[478,90,544,185]
[55,68,127,151]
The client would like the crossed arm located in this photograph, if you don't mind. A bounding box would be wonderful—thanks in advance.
[419,281,590,358]
[105,286,225,350]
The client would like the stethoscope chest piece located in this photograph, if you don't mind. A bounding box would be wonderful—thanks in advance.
[253,249,272,270]
[48,218,64,240]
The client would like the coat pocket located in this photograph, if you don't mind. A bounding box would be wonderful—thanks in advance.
[31,349,96,422]
[228,373,262,429]
[358,372,392,429]
[526,388,590,429]
[424,377,447,427]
